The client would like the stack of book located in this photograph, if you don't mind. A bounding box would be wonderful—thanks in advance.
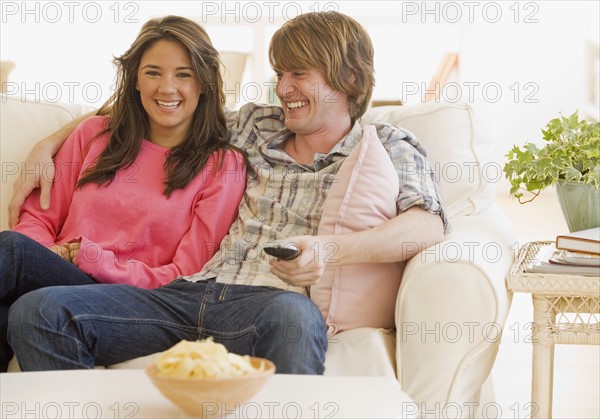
[525,227,600,276]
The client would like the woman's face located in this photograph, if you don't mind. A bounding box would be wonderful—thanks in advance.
[136,39,201,147]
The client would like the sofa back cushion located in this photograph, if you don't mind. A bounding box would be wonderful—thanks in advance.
[313,125,404,336]
[0,95,94,230]
[360,101,495,218]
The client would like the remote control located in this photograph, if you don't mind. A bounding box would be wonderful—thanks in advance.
[263,244,301,260]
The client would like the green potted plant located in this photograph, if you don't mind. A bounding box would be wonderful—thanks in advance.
[503,111,600,232]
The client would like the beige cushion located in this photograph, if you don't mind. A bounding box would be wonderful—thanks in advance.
[0,94,94,230]
[361,101,495,218]
[313,125,404,336]
[0,61,15,93]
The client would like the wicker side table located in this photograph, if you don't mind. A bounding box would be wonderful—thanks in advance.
[507,241,600,419]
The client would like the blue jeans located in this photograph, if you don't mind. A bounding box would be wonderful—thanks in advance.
[8,278,328,374]
[0,231,97,371]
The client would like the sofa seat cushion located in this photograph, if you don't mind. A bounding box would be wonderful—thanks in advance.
[323,327,397,377]
[112,327,398,376]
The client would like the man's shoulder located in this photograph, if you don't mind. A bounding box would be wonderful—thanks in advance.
[226,103,285,130]
[369,122,411,141]
[230,103,286,148]
[369,122,418,146]
[363,121,429,158]
[238,102,285,122]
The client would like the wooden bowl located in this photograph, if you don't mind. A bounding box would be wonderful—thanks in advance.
[145,357,275,417]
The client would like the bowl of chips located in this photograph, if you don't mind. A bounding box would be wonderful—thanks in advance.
[146,338,276,417]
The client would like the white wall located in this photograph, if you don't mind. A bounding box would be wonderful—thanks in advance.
[1,0,598,193]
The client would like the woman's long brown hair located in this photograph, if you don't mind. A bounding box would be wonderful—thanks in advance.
[78,15,234,196]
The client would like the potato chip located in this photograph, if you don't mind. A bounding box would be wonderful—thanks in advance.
[154,338,266,379]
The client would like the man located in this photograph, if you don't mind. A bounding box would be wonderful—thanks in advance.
[6,12,447,373]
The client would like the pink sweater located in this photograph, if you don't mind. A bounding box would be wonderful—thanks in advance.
[14,116,246,289]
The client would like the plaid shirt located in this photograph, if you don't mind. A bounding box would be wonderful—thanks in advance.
[185,103,448,292]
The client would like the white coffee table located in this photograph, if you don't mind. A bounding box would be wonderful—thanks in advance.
[1,370,417,418]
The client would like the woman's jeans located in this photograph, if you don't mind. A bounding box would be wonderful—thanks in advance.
[7,275,328,374]
[1,231,97,371]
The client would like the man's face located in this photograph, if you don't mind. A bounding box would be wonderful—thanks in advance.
[275,69,351,136]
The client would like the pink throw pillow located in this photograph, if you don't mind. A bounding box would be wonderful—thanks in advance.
[313,125,405,336]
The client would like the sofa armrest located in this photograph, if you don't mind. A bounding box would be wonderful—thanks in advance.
[395,204,516,415]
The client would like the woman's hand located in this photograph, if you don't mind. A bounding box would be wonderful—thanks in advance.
[66,242,81,264]
[49,242,80,264]
[49,244,71,261]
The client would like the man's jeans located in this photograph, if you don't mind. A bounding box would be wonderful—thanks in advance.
[1,231,97,371]
[8,278,328,374]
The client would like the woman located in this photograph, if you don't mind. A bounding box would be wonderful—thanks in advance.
[0,16,246,371]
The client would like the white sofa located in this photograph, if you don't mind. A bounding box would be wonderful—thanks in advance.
[1,94,516,417]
